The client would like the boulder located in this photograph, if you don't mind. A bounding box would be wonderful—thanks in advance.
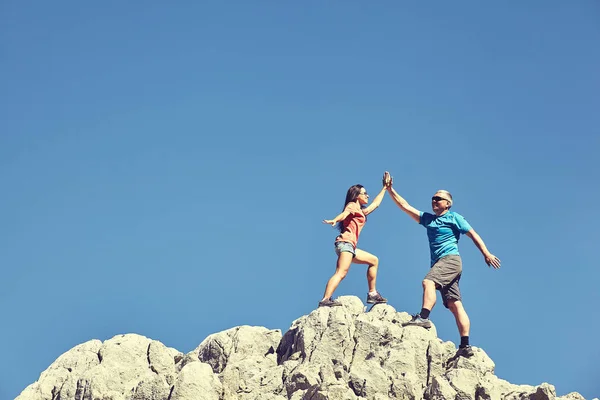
[16,296,588,400]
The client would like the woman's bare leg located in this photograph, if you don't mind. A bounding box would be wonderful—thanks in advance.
[322,251,353,300]
[353,248,379,293]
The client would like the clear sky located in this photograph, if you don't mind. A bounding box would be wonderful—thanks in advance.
[1,1,599,399]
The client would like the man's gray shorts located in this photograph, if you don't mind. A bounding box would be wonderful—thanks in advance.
[424,255,462,308]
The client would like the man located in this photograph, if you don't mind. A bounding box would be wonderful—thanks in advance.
[384,172,501,357]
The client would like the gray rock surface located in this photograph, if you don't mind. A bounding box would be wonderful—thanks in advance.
[16,296,587,400]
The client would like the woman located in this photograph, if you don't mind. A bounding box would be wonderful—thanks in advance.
[319,173,391,307]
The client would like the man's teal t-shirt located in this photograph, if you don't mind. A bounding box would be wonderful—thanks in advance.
[419,211,472,266]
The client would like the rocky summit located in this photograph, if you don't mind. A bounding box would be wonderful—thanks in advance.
[17,296,587,400]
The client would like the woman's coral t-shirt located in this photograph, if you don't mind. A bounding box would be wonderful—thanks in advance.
[335,202,366,248]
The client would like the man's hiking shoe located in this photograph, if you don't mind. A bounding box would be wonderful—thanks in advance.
[318,298,343,308]
[457,345,474,358]
[366,292,388,304]
[402,314,432,329]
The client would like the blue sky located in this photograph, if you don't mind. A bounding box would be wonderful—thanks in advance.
[1,1,599,399]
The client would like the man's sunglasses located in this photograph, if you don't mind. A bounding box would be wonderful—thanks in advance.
[432,196,449,202]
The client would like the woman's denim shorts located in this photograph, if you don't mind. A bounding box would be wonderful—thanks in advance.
[334,241,356,257]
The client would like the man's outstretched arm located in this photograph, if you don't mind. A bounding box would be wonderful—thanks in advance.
[465,229,501,269]
[387,186,421,223]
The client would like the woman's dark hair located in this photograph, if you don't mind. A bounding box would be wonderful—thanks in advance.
[337,184,365,232]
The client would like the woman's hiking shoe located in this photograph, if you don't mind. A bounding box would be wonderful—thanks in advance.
[318,298,343,307]
[366,292,388,304]
[457,345,474,358]
[401,314,432,329]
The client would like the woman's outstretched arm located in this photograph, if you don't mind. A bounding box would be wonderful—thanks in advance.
[323,209,351,227]
[363,187,387,215]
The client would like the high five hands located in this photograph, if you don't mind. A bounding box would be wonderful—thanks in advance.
[382,171,393,189]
